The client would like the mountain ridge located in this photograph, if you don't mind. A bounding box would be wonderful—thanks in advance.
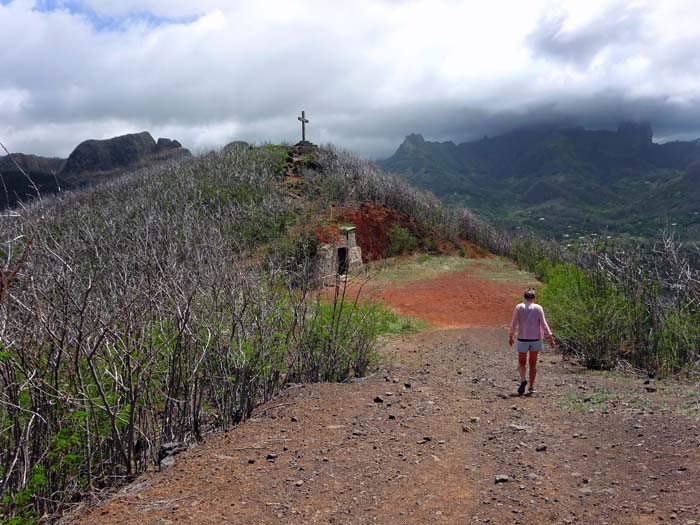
[378,122,700,240]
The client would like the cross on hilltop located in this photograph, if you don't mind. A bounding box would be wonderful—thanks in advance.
[298,110,309,142]
[294,110,317,152]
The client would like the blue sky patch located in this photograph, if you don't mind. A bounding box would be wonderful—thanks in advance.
[12,0,196,31]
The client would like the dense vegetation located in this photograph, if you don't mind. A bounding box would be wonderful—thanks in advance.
[486,231,700,375]
[0,144,457,522]
[540,236,700,373]
[379,122,700,241]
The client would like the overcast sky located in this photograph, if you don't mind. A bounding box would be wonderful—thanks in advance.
[1,0,699,159]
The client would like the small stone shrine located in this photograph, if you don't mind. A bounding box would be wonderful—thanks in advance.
[315,225,363,285]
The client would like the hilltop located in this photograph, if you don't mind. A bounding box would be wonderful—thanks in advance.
[0,131,190,209]
[379,123,700,241]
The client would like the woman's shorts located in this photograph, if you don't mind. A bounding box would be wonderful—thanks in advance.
[516,339,543,353]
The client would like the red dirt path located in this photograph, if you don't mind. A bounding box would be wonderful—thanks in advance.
[347,264,529,328]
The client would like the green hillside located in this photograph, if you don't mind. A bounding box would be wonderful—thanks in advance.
[379,123,700,242]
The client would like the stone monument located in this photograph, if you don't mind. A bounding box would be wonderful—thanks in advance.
[295,110,317,153]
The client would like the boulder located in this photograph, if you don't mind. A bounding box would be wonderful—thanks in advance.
[293,140,318,154]
[157,442,187,470]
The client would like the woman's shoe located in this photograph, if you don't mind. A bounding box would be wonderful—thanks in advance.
[517,379,528,396]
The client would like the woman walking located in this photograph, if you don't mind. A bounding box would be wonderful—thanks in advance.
[508,287,555,396]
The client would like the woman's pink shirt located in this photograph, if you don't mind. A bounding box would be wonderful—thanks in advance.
[508,300,552,340]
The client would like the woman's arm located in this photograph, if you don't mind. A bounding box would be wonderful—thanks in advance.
[508,306,519,346]
[540,308,555,347]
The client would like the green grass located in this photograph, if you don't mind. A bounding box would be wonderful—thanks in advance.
[465,257,539,285]
[368,254,475,281]
[557,387,617,412]
[624,395,677,415]
[371,303,432,334]
[556,384,689,415]
[368,254,538,286]
[684,399,700,418]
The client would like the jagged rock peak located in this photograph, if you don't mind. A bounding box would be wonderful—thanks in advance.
[61,131,189,175]
[395,133,426,154]
[156,137,182,151]
[404,133,425,144]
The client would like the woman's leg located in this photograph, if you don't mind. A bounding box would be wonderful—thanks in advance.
[528,350,539,389]
[518,351,527,382]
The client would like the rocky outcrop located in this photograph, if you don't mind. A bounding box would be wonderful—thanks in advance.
[1,132,191,210]
[61,132,190,175]
[0,153,65,175]
[156,138,182,151]
[0,154,67,208]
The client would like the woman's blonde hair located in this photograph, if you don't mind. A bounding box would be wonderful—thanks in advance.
[524,287,536,300]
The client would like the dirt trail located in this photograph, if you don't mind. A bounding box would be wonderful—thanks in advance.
[70,258,700,525]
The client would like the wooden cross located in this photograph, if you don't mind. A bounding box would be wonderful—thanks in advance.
[298,110,309,142]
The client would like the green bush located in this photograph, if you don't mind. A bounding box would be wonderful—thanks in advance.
[370,303,431,334]
[539,263,641,369]
[538,254,700,374]
[654,309,700,373]
[387,225,419,257]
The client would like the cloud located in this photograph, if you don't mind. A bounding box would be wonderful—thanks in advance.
[1,0,700,159]
[527,2,648,66]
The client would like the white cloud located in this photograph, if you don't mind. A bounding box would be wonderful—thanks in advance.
[0,88,31,117]
[0,0,699,158]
